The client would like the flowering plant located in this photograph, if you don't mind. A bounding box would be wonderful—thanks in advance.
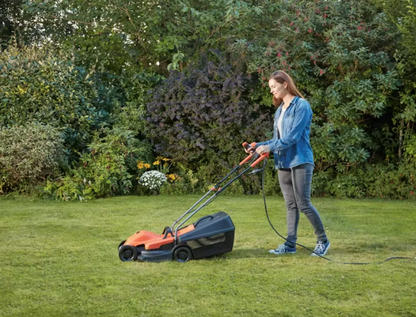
[166,173,182,183]
[137,157,172,174]
[138,170,167,192]
[152,156,172,174]
[137,161,151,170]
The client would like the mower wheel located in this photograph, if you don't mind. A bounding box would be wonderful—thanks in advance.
[118,240,126,249]
[119,245,138,262]
[173,246,193,263]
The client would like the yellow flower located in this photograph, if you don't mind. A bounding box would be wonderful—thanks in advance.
[166,173,181,183]
[144,163,151,169]
[153,160,160,166]
[156,156,170,162]
[137,161,144,169]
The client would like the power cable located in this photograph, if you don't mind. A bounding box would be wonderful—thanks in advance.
[260,159,416,265]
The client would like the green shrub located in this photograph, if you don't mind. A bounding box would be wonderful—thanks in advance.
[146,53,274,193]
[312,163,416,199]
[317,169,368,199]
[159,174,192,196]
[0,123,65,193]
[0,45,118,156]
[43,128,152,201]
[158,163,200,196]
[366,163,416,199]
[404,134,416,164]
[159,182,187,196]
[111,72,163,136]
[146,52,272,186]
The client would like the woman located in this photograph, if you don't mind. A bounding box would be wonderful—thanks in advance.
[253,70,329,256]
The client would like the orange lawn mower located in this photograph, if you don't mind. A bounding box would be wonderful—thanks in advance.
[118,143,268,262]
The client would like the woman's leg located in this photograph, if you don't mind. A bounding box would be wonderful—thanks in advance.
[278,168,299,248]
[291,164,327,243]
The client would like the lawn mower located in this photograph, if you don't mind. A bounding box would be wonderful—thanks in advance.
[118,143,268,263]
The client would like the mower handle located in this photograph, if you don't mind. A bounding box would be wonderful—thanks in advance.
[239,142,257,166]
[240,142,269,167]
[250,152,269,167]
[171,143,269,240]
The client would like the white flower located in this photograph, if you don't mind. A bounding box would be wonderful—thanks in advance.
[139,171,167,190]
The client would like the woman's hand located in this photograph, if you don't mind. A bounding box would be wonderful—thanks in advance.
[244,146,252,154]
[256,145,270,155]
[244,143,256,153]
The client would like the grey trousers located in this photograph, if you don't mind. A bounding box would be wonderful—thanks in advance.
[278,163,327,248]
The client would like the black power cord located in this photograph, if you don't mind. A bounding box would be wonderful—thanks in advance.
[260,159,416,265]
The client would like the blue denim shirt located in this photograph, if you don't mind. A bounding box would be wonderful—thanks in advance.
[257,96,314,169]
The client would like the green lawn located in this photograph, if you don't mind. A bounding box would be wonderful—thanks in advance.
[0,195,415,317]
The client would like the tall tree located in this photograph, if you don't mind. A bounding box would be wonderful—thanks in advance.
[25,0,271,74]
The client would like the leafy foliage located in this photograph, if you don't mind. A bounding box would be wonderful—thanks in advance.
[404,133,416,156]
[312,162,416,199]
[0,45,118,156]
[43,128,151,201]
[0,123,65,193]
[111,72,163,136]
[1,0,416,199]
[24,0,274,75]
[380,0,416,160]
[146,52,272,182]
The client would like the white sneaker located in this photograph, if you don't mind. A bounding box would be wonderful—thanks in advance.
[311,241,330,256]
[269,244,297,255]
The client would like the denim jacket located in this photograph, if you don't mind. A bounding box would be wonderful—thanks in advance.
[257,96,314,169]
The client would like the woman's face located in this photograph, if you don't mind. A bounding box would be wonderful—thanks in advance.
[268,78,287,99]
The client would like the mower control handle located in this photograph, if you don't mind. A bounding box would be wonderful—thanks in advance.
[242,142,256,153]
[239,142,257,166]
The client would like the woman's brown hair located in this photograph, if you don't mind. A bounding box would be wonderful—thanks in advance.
[269,70,304,107]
